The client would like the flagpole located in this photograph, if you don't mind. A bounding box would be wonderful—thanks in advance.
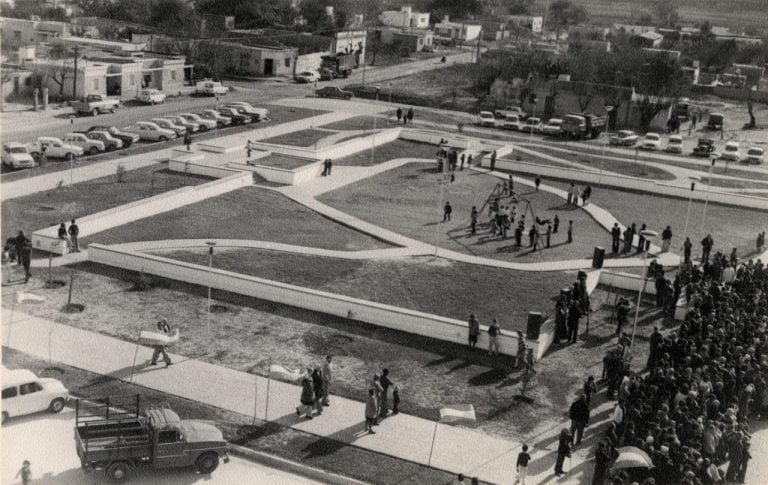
[427,420,440,467]
[432,179,445,257]
[252,373,259,425]
[264,358,272,422]
[129,330,141,384]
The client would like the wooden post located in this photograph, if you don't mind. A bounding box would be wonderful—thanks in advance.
[252,374,259,425]
[48,254,52,285]
[67,274,74,306]
[264,358,272,422]
[427,420,440,466]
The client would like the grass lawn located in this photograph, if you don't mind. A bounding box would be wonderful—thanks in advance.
[547,181,768,258]
[321,116,391,131]
[334,139,438,166]
[153,248,573,329]
[252,153,315,170]
[5,259,581,441]
[319,162,612,263]
[1,164,214,240]
[84,186,390,251]
[700,176,768,190]
[525,146,676,181]
[1,349,463,485]
[386,64,479,112]
[261,129,332,147]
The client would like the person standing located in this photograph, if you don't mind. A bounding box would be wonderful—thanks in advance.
[490,150,497,171]
[553,215,560,234]
[534,175,541,192]
[683,237,693,263]
[370,374,384,424]
[566,183,574,205]
[546,224,552,248]
[515,331,527,369]
[396,107,403,123]
[58,223,68,240]
[468,314,480,348]
[583,376,597,407]
[16,460,31,485]
[554,429,572,476]
[379,368,393,417]
[184,131,192,151]
[443,201,452,222]
[582,184,592,205]
[311,367,324,415]
[569,393,590,445]
[567,299,580,344]
[622,226,633,254]
[321,355,332,406]
[364,389,378,434]
[592,441,611,485]
[470,206,478,235]
[326,158,333,176]
[18,239,32,283]
[467,154,473,167]
[661,225,672,252]
[407,107,414,124]
[246,140,253,160]
[611,223,621,254]
[637,224,647,253]
[460,153,465,170]
[514,444,531,485]
[297,374,316,419]
[149,318,173,366]
[13,230,29,267]
[701,234,714,263]
[531,226,540,252]
[68,219,80,252]
[567,220,573,244]
[488,319,500,356]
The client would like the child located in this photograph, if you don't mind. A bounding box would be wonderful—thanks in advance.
[17,460,31,485]
[392,385,401,414]
[515,445,530,484]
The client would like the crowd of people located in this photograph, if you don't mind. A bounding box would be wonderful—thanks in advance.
[588,253,768,484]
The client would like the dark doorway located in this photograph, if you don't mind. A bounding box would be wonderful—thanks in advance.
[264,59,274,76]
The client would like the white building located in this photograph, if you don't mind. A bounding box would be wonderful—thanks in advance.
[434,16,482,43]
[379,6,430,30]
[505,15,543,34]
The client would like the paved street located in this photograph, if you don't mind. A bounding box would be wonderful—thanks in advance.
[1,408,321,485]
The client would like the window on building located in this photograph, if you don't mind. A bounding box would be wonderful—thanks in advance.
[171,70,177,81]
[25,77,33,86]
[284,57,291,67]
[129,74,136,86]
[13,30,21,40]
[418,38,423,46]
[92,78,99,91]
[239,53,250,67]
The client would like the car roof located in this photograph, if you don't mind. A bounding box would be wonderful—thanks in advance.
[548,118,563,123]
[646,133,660,138]
[618,130,634,135]
[747,147,764,153]
[5,142,25,148]
[725,140,739,146]
[3,369,39,387]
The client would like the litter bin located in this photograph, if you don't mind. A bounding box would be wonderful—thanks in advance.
[592,246,605,269]
[526,312,543,340]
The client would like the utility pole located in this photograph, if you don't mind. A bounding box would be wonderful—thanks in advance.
[475,31,482,63]
[72,45,80,100]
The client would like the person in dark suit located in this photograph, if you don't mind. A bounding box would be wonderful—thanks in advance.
[611,223,621,253]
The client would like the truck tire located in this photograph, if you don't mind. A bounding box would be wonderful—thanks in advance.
[106,462,130,483]
[49,398,65,413]
[92,109,99,116]
[195,453,219,474]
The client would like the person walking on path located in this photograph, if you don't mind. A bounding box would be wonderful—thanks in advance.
[18,239,32,283]
[535,175,541,192]
[567,220,573,244]
[553,215,560,234]
[16,460,31,485]
[470,206,478,234]
[379,369,393,417]
[407,107,414,124]
[611,223,621,254]
[684,237,693,263]
[661,225,673,252]
[246,140,252,160]
[297,373,316,420]
[311,367,324,415]
[370,374,384,424]
[554,429,572,476]
[184,131,192,151]
[583,376,597,407]
[488,319,500,355]
[468,314,480,348]
[149,318,173,367]
[364,388,378,433]
[396,107,403,123]
[321,355,332,406]
[68,219,80,252]
[490,150,497,171]
[701,234,714,263]
[546,224,552,248]
[514,444,531,485]
[443,201,452,222]
[569,393,590,445]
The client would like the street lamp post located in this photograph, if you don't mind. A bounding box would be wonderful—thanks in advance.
[701,153,720,234]
[370,86,380,165]
[388,82,393,123]
[629,229,658,354]
[682,175,700,247]
[205,241,216,340]
[600,106,614,184]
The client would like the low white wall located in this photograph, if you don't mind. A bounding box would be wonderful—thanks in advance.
[599,270,657,296]
[167,160,242,179]
[88,244,526,357]
[251,128,402,162]
[486,158,768,211]
[400,129,478,150]
[32,171,252,254]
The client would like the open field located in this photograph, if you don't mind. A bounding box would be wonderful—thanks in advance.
[319,162,613,262]
[155,248,573,329]
[83,186,390,251]
[376,64,479,113]
[1,164,213,241]
[547,181,768,258]
[333,139,438,166]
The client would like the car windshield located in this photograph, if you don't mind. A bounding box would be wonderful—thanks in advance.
[726,145,738,151]
[670,139,681,144]
[8,146,27,153]
[748,149,763,155]
[647,134,659,140]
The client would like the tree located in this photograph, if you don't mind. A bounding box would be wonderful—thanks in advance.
[634,56,688,130]
[546,0,587,38]
[148,0,199,36]
[652,0,679,28]
[508,0,533,15]
[429,0,483,21]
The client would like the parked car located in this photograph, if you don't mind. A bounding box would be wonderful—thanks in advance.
[721,140,741,161]
[707,112,724,130]
[2,142,35,169]
[87,126,139,148]
[151,118,186,136]
[478,111,496,127]
[295,71,320,83]
[195,79,229,96]
[26,137,84,160]
[138,88,167,105]
[224,103,267,122]
[63,133,106,155]
[494,106,527,120]
[541,118,563,136]
[216,107,250,125]
[609,130,639,146]
[72,94,120,116]
[75,396,229,483]
[639,133,661,151]
[521,117,542,133]
[315,86,353,100]
[2,369,69,423]
[124,121,177,141]
[666,135,683,154]
[200,109,232,128]
[745,147,764,164]
[179,113,216,131]
[692,138,716,157]
[503,114,522,131]
[81,130,123,151]
[166,115,200,133]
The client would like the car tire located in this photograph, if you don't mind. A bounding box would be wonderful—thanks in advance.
[106,462,130,483]
[109,107,116,114]
[159,136,168,142]
[92,109,99,116]
[66,153,75,161]
[89,147,99,156]
[49,398,65,413]
[345,95,352,100]
[195,453,219,474]
[2,411,8,424]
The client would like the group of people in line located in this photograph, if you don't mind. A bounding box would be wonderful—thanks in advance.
[554,272,592,345]
[57,219,80,253]
[566,182,592,207]
[395,107,415,125]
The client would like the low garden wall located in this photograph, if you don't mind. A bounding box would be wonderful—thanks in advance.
[167,160,243,179]
[599,269,686,320]
[250,128,402,162]
[236,160,324,186]
[32,170,252,254]
[88,244,530,358]
[484,158,768,211]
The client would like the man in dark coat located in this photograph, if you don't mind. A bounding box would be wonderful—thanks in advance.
[569,393,590,445]
[611,223,621,253]
[567,299,581,344]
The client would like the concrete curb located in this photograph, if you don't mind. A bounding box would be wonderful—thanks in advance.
[228,445,371,485]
